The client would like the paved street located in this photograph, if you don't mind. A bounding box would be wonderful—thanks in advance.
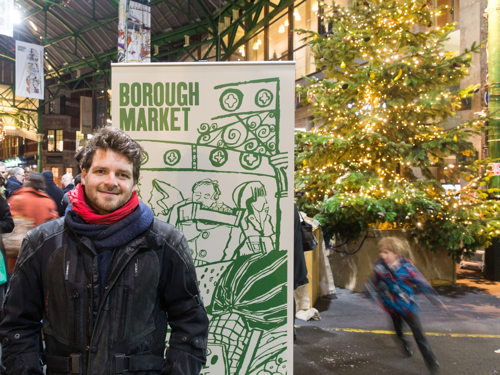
[294,269,500,375]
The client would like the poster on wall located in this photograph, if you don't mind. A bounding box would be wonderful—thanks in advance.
[15,41,44,100]
[117,0,151,63]
[112,62,295,375]
[0,0,14,37]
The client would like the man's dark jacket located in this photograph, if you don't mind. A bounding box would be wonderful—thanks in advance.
[42,170,65,215]
[0,215,209,374]
[4,177,22,199]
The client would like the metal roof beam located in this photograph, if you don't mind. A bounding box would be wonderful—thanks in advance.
[26,0,102,70]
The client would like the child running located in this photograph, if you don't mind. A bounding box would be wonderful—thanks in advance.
[367,236,444,374]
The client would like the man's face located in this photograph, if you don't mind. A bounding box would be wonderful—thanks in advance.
[15,170,25,183]
[0,166,7,179]
[193,184,216,208]
[81,148,136,214]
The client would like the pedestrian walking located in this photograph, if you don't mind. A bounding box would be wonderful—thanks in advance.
[5,172,58,274]
[42,170,64,215]
[0,126,208,374]
[60,173,80,215]
[8,172,59,227]
[0,188,14,301]
[4,167,24,198]
[367,236,444,374]
[61,172,75,194]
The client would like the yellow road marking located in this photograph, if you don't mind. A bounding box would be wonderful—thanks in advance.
[318,327,500,339]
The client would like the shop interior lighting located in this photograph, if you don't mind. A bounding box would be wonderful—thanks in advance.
[312,1,319,14]
[252,39,262,50]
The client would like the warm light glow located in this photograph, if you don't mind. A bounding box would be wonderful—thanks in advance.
[28,20,38,31]
[252,39,262,50]
[312,1,319,14]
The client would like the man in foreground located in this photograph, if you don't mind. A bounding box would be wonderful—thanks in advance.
[0,127,209,374]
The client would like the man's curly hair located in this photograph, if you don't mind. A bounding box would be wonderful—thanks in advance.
[79,127,143,182]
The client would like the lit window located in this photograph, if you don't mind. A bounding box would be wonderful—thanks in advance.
[47,129,64,152]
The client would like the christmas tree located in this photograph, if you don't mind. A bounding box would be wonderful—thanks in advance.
[295,0,498,258]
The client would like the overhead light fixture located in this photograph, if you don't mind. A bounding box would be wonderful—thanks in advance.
[28,20,38,32]
[238,46,245,57]
[294,10,301,21]
[278,24,285,33]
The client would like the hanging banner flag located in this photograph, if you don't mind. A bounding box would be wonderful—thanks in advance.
[0,0,14,37]
[117,0,151,63]
[112,62,295,375]
[15,41,44,100]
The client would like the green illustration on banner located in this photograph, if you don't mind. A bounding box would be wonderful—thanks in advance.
[123,75,291,375]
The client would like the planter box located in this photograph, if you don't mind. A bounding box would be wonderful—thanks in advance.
[329,230,456,292]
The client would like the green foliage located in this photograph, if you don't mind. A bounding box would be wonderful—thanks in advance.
[294,0,498,257]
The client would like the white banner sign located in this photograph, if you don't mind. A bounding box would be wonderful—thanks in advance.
[118,0,151,63]
[15,41,44,99]
[0,0,14,37]
[112,62,295,375]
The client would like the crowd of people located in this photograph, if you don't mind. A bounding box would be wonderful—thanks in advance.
[0,163,78,277]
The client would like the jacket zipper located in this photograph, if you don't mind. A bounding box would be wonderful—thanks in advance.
[72,289,80,344]
[118,287,129,339]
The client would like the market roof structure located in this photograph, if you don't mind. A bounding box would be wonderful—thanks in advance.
[0,0,294,100]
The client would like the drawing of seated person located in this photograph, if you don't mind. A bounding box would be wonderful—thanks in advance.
[233,181,275,255]
[169,178,243,266]
[191,179,233,213]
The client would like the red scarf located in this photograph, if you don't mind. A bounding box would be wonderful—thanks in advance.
[68,184,139,225]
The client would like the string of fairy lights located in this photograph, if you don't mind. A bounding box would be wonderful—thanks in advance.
[295,0,499,243]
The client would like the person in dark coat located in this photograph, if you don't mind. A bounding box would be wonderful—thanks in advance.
[0,191,14,305]
[61,172,74,194]
[0,127,208,375]
[294,204,309,290]
[60,174,81,215]
[5,167,24,198]
[42,170,64,216]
